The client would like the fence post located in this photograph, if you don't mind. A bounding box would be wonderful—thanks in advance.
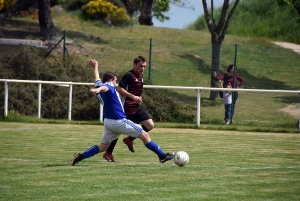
[231,44,238,123]
[197,89,201,127]
[68,84,72,121]
[4,81,8,117]
[38,83,42,118]
[63,30,66,62]
[148,38,152,81]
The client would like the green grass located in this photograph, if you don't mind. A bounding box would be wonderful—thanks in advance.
[0,122,300,200]
[2,112,299,133]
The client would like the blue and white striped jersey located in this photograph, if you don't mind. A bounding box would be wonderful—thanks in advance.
[95,80,126,120]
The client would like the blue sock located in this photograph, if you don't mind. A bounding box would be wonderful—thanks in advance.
[82,145,99,159]
[145,140,164,158]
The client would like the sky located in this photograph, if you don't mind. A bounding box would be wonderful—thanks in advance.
[152,0,225,29]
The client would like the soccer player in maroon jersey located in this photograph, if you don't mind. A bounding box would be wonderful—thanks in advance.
[102,56,155,162]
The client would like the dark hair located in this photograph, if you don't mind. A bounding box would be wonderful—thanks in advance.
[227,64,235,73]
[224,82,232,87]
[102,71,116,83]
[133,56,146,64]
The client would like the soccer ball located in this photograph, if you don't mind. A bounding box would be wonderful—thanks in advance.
[174,151,189,167]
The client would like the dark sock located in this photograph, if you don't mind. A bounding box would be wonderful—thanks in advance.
[106,138,118,154]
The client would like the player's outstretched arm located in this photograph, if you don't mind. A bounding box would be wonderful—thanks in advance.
[90,86,108,94]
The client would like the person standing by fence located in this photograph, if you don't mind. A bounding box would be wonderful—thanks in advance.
[219,81,233,124]
[213,64,245,123]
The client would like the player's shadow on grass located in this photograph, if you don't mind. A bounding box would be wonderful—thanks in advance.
[44,164,66,167]
[44,161,69,167]
[275,95,300,104]
[177,53,211,75]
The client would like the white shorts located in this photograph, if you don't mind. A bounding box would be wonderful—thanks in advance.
[101,118,143,144]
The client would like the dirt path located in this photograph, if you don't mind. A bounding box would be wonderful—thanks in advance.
[271,41,300,54]
[280,104,300,118]
[271,41,300,119]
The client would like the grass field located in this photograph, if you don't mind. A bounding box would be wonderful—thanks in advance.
[1,122,299,200]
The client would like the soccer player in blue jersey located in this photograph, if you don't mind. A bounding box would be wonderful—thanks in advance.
[102,56,154,162]
[67,59,174,166]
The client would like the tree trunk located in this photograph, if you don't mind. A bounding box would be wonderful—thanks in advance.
[37,0,56,40]
[202,0,240,100]
[210,42,221,100]
[139,0,154,25]
[121,0,139,17]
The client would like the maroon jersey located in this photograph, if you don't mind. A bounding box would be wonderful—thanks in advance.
[118,70,143,114]
[217,73,244,88]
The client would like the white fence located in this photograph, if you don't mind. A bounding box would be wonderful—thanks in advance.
[1,79,300,127]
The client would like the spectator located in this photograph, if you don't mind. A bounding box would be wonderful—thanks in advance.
[219,81,232,124]
[213,64,244,123]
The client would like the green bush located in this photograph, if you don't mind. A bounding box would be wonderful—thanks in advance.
[0,46,196,122]
[81,0,130,26]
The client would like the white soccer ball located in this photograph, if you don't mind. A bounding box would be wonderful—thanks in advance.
[174,151,189,167]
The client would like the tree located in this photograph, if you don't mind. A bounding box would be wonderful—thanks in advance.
[121,0,140,17]
[139,0,154,25]
[121,0,191,25]
[202,0,240,100]
[2,0,57,40]
[277,0,300,22]
[37,0,56,40]
[1,0,37,18]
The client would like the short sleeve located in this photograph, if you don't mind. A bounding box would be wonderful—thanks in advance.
[118,71,133,89]
[95,79,104,88]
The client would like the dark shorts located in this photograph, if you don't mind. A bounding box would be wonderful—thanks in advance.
[126,107,151,124]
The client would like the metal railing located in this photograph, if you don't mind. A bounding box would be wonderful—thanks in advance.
[1,79,300,128]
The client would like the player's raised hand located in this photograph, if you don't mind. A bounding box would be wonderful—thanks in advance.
[88,59,98,68]
[89,59,100,80]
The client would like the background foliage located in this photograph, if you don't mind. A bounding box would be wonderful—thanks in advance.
[81,0,130,25]
[0,0,299,130]
[0,0,16,11]
[0,43,195,122]
[188,0,300,44]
